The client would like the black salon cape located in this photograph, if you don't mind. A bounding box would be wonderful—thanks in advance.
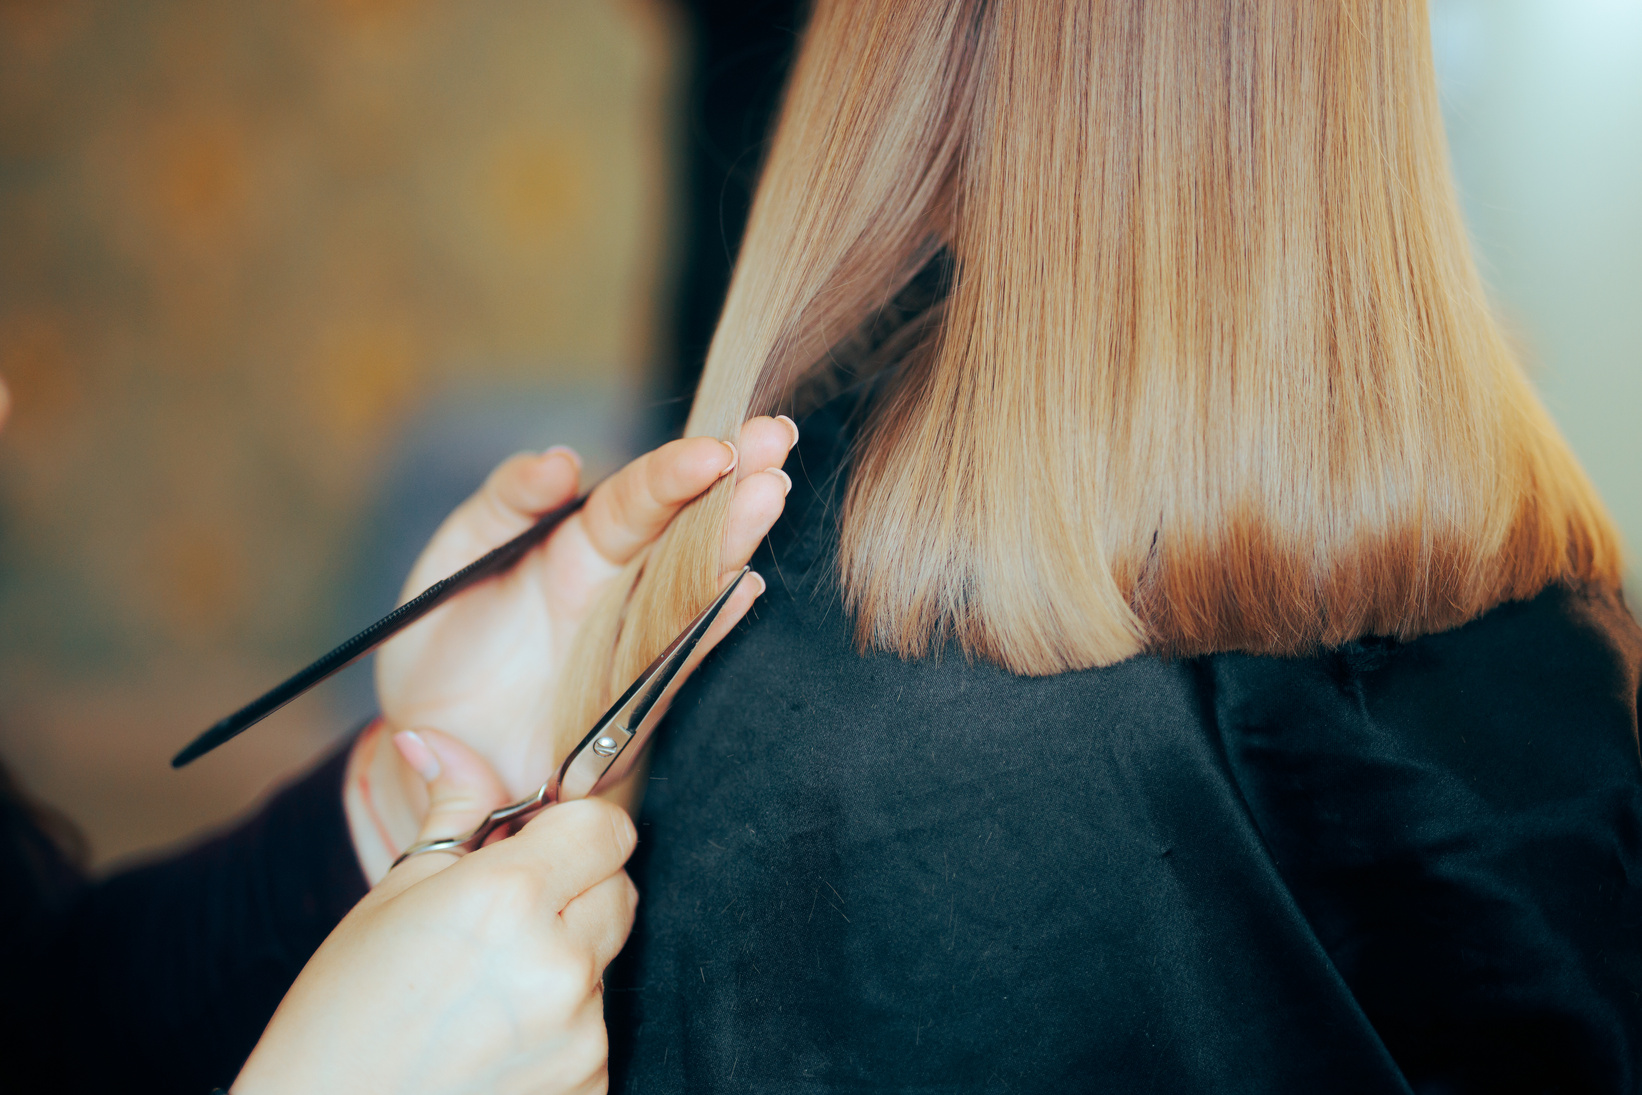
[608,396,1642,1094]
[0,744,368,1094]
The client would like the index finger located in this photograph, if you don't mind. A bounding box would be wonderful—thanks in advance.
[493,797,639,912]
[577,436,738,566]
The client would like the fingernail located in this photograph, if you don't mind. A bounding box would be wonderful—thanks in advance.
[542,445,581,472]
[393,730,442,782]
[718,441,739,477]
[749,570,767,596]
[766,467,792,495]
[776,414,800,448]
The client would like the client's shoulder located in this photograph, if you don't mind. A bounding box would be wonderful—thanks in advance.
[1398,582,1641,696]
[1210,581,1641,780]
[1223,582,1639,693]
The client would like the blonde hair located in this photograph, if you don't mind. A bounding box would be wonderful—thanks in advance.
[555,0,1621,759]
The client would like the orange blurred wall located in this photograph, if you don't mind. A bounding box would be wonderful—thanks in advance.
[0,0,686,866]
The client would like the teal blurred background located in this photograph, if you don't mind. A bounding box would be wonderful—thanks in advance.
[0,0,1636,867]
[1432,0,1641,603]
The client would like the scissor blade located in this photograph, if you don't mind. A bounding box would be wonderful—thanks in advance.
[552,566,750,801]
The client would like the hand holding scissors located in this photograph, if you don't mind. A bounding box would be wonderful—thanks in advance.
[236,741,641,1095]
[208,417,799,1092]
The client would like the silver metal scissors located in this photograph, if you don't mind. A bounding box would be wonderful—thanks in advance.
[392,566,750,867]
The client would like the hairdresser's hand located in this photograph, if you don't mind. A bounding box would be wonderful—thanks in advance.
[374,416,798,804]
[239,728,636,1095]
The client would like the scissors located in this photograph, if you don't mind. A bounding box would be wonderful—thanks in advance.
[393,565,747,866]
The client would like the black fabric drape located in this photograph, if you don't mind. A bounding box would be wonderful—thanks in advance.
[607,390,1642,1094]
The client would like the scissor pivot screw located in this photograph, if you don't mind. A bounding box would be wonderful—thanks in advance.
[592,736,619,757]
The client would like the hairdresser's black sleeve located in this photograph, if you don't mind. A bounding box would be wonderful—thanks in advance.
[9,739,369,1095]
[1211,585,1642,1095]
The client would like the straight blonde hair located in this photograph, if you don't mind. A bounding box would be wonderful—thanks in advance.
[554,0,1621,757]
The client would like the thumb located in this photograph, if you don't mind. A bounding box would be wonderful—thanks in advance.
[378,727,511,895]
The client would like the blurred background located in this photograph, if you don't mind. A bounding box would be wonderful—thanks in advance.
[0,0,1636,870]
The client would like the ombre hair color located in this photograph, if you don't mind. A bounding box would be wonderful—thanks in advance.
[553,0,1621,763]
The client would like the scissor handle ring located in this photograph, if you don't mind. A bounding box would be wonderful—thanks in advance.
[392,832,479,869]
[389,788,555,870]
